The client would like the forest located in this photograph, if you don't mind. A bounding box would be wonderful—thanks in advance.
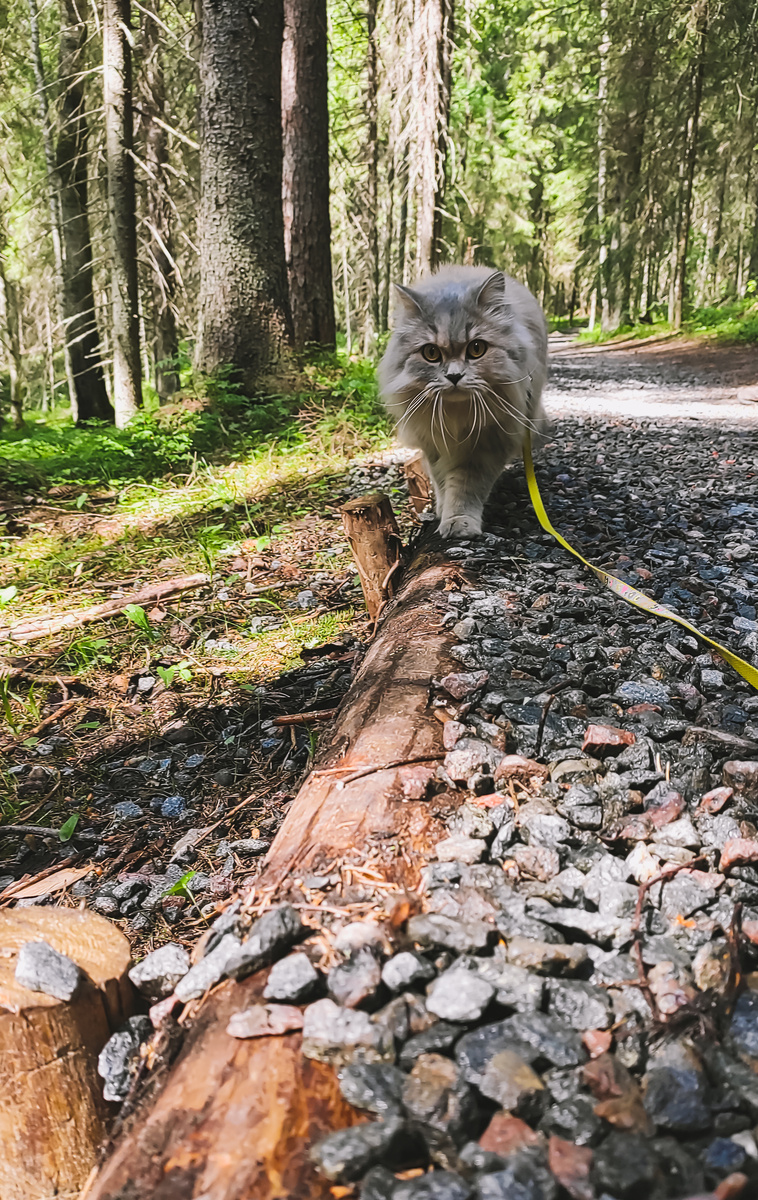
[0,0,755,434]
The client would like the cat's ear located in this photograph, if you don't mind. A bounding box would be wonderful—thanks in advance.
[392,284,425,320]
[476,271,506,311]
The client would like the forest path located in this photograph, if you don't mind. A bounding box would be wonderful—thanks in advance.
[546,334,758,419]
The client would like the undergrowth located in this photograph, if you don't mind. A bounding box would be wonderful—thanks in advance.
[576,295,758,346]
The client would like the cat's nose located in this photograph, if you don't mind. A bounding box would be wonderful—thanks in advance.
[446,370,464,386]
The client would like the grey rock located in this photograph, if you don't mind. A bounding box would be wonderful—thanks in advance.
[328,949,382,1009]
[128,942,190,1001]
[225,904,303,980]
[435,834,487,865]
[382,951,436,993]
[729,988,758,1059]
[477,1047,545,1113]
[264,952,320,1003]
[505,937,588,976]
[338,1061,406,1114]
[174,933,242,1002]
[426,967,495,1023]
[400,1023,461,1070]
[311,1114,423,1183]
[15,940,82,1001]
[455,1021,534,1088]
[501,1011,585,1068]
[395,1171,472,1199]
[475,1146,558,1200]
[520,811,571,848]
[402,1053,480,1156]
[361,1166,400,1199]
[540,1094,603,1146]
[444,738,503,783]
[448,803,497,841]
[97,1015,152,1102]
[547,979,611,1031]
[407,913,495,955]
[302,998,394,1065]
[111,800,143,820]
[615,679,671,707]
[582,854,631,904]
[591,1132,659,1198]
[643,1040,712,1133]
[475,956,544,1011]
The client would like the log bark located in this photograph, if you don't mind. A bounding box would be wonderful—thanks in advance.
[342,492,404,622]
[86,541,458,1200]
[0,907,133,1200]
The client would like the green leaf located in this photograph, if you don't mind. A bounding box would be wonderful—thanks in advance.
[0,585,18,607]
[59,813,80,842]
[123,603,152,635]
[163,869,196,897]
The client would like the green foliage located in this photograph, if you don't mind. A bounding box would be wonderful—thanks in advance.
[58,813,80,842]
[123,604,153,637]
[156,661,192,687]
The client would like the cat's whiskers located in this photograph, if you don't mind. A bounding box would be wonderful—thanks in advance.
[477,380,543,435]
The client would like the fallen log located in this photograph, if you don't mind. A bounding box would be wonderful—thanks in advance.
[87,539,459,1200]
[0,573,209,645]
[0,907,133,1200]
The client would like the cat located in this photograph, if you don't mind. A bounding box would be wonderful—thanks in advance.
[378,265,548,538]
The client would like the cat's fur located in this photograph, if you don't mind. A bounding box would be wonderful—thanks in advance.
[378,265,548,537]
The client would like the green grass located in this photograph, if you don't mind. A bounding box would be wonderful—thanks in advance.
[574,296,758,346]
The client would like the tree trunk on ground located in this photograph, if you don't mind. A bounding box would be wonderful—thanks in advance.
[139,0,180,400]
[0,907,133,1200]
[413,0,454,275]
[85,539,458,1200]
[197,0,293,390]
[281,0,335,351]
[0,255,24,429]
[104,0,142,427]
[58,0,115,423]
[669,2,708,330]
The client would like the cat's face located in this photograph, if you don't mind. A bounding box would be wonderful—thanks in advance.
[380,269,528,404]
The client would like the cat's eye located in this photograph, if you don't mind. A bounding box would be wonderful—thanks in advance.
[467,340,488,359]
[421,343,442,363]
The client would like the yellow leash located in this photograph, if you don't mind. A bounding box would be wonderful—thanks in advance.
[522,433,758,692]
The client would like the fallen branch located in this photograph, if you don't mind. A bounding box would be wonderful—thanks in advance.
[0,574,209,645]
[272,708,339,727]
[0,696,81,752]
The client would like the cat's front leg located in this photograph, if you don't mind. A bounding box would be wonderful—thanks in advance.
[435,456,503,538]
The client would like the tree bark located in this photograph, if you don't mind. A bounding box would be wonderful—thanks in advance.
[413,0,454,275]
[104,0,142,427]
[27,0,80,419]
[138,0,180,400]
[281,0,335,351]
[0,253,24,429]
[197,0,293,390]
[342,492,404,621]
[58,0,115,423]
[669,1,708,330]
[85,542,458,1200]
[0,907,133,1200]
[363,0,380,351]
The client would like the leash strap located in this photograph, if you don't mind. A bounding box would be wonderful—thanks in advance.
[522,433,758,691]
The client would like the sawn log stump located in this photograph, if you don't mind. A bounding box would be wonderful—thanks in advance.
[0,907,133,1200]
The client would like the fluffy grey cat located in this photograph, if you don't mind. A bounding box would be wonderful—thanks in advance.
[378,265,548,538]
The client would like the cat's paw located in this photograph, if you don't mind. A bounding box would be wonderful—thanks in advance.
[438,515,482,539]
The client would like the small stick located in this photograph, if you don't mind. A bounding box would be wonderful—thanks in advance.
[0,696,80,751]
[534,693,557,757]
[272,708,338,727]
[336,754,444,788]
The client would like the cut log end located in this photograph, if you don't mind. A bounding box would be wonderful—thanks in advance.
[0,907,133,1200]
[404,451,432,515]
[342,491,404,621]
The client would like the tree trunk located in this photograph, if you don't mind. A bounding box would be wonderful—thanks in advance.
[0,257,24,430]
[104,0,142,427]
[27,0,80,420]
[197,0,293,390]
[669,2,708,330]
[363,0,380,352]
[281,0,335,351]
[58,0,115,424]
[138,0,180,401]
[413,0,454,275]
